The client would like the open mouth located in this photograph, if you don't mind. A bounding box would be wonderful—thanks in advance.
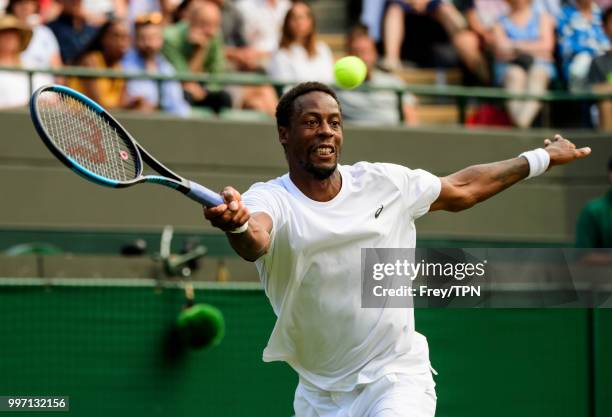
[313,145,335,157]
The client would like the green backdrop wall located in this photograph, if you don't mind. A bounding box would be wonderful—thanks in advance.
[1,110,611,245]
[0,281,606,417]
[595,310,612,417]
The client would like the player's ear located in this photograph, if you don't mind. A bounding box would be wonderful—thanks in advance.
[278,126,289,147]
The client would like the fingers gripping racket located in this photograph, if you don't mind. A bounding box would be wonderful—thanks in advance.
[29,85,223,207]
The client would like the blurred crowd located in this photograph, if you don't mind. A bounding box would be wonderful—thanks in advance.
[363,0,612,128]
[0,0,610,129]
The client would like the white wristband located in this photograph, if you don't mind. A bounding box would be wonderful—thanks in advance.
[228,222,249,234]
[519,148,550,179]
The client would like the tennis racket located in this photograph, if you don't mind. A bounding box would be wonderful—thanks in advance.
[29,84,224,207]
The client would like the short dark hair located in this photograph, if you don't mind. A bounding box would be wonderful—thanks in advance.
[604,6,612,26]
[275,82,341,129]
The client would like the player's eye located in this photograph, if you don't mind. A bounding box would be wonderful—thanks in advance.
[330,120,341,129]
[305,119,319,127]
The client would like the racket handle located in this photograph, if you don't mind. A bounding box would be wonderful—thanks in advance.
[186,181,224,207]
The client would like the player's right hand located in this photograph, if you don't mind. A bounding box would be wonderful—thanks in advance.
[203,186,250,233]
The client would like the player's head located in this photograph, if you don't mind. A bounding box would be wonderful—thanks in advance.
[275,82,343,180]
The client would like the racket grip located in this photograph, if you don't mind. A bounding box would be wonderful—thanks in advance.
[186,181,224,207]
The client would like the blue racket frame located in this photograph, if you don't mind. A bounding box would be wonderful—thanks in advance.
[30,85,224,207]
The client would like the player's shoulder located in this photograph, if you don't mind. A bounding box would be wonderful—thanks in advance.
[344,162,438,191]
[243,176,288,198]
[341,162,398,191]
[344,161,413,178]
[242,176,290,220]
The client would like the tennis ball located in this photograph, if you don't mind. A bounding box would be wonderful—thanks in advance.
[177,303,225,349]
[334,56,367,89]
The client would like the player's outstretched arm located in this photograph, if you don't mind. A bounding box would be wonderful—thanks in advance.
[430,134,591,212]
[203,187,272,262]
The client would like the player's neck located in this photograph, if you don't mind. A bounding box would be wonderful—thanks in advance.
[289,168,342,202]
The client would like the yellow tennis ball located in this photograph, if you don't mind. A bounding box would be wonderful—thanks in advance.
[334,56,367,89]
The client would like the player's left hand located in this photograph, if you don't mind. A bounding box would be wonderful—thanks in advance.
[544,134,591,167]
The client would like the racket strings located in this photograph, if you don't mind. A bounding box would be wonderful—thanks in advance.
[37,91,139,182]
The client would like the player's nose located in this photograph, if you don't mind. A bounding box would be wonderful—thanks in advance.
[317,121,334,137]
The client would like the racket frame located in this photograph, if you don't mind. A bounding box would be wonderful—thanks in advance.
[30,85,223,206]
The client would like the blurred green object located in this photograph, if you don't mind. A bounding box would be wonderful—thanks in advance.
[4,243,63,256]
[4,243,64,278]
[177,303,225,349]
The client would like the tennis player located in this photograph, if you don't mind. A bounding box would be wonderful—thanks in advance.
[203,82,590,417]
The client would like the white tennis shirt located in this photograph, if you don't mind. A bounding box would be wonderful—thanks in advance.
[242,162,442,391]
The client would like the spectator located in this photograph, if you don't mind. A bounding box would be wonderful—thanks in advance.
[176,0,283,118]
[6,0,62,86]
[122,13,191,116]
[162,0,232,113]
[175,0,277,116]
[235,0,291,55]
[0,14,45,108]
[492,0,555,127]
[46,0,99,64]
[461,0,510,50]
[382,0,490,83]
[69,18,131,109]
[210,0,279,115]
[558,0,610,91]
[213,0,265,71]
[176,0,266,71]
[587,6,612,130]
[337,27,419,126]
[267,1,334,83]
[575,157,612,248]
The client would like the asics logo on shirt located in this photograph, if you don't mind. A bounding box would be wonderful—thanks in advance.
[375,204,384,218]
